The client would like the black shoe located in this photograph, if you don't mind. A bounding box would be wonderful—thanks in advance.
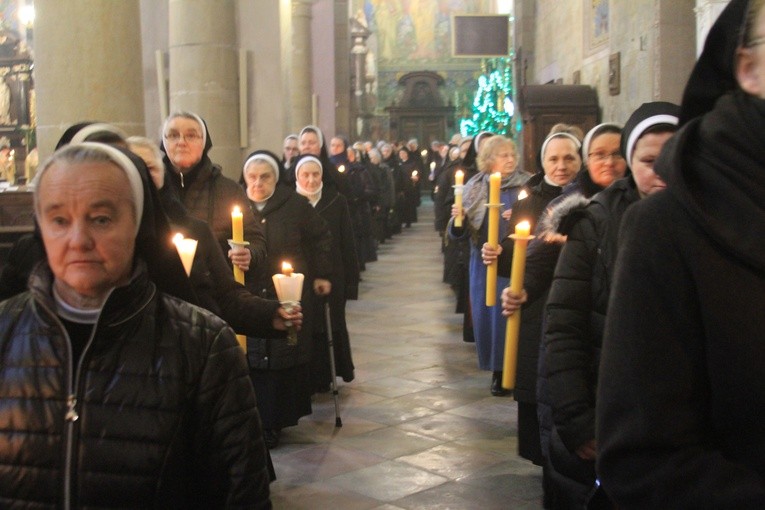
[263,428,281,449]
[491,371,508,396]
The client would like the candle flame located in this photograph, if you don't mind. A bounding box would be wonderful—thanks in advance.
[455,170,464,178]
[518,189,528,200]
[412,170,418,177]
[172,233,184,245]
[517,220,530,231]
[281,261,294,276]
[430,162,436,169]
[232,205,241,215]
[421,149,427,157]
[338,165,345,173]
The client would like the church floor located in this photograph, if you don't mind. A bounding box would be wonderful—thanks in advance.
[269,198,544,509]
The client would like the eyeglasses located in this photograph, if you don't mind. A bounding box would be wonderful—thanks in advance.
[588,151,624,163]
[164,132,203,143]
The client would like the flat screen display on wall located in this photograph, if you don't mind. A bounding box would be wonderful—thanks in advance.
[452,15,510,58]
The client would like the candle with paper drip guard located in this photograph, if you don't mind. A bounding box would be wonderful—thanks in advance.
[502,220,534,389]
[485,172,502,306]
[172,233,198,276]
[273,262,304,345]
[229,206,250,352]
[454,170,464,227]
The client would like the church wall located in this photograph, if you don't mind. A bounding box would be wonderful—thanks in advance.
[525,0,696,124]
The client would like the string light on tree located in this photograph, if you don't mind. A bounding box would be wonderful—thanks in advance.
[460,57,516,137]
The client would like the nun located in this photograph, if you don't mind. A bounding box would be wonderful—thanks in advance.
[240,149,334,449]
[293,154,358,393]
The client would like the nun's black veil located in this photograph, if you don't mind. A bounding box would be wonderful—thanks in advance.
[0,123,198,305]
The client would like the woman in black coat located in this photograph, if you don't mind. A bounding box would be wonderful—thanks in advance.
[293,154,359,391]
[241,150,333,448]
[598,1,765,505]
[543,103,679,508]
[480,130,581,466]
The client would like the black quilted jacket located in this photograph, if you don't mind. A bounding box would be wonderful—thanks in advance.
[0,262,271,509]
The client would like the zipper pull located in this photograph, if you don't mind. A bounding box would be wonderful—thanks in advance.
[65,394,79,422]
[180,172,185,188]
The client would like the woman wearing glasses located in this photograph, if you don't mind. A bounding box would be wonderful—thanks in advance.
[161,111,266,271]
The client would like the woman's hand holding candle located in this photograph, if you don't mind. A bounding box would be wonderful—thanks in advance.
[273,304,303,331]
[228,245,251,272]
[481,242,502,265]
[501,287,528,317]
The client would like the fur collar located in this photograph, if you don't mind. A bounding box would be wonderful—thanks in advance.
[536,193,590,244]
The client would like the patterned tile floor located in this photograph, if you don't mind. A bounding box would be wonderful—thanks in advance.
[269,198,543,509]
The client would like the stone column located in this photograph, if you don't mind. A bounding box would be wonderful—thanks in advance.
[168,0,240,180]
[694,0,731,56]
[290,0,313,132]
[34,0,145,159]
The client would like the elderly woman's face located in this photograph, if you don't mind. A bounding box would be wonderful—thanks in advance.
[244,161,277,202]
[297,161,322,192]
[490,143,518,177]
[299,132,321,156]
[542,137,580,186]
[163,117,205,172]
[283,138,299,161]
[37,161,137,304]
[587,132,626,188]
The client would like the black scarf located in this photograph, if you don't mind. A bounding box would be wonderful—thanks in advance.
[661,90,765,273]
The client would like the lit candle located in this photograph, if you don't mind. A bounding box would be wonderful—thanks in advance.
[272,268,305,346]
[485,172,501,306]
[430,161,436,171]
[421,149,427,157]
[338,165,345,173]
[454,170,464,228]
[231,206,244,243]
[231,206,245,284]
[502,220,533,389]
[172,233,198,276]
[412,170,418,179]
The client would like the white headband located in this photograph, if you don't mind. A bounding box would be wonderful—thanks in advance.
[625,114,679,163]
[299,125,324,149]
[162,112,207,147]
[294,155,323,180]
[70,123,128,145]
[540,132,582,160]
[35,142,145,234]
[582,123,622,165]
[243,153,280,183]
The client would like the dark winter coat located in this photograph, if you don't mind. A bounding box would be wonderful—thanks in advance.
[245,185,333,370]
[311,186,358,383]
[0,262,271,509]
[165,155,267,269]
[544,176,639,452]
[597,91,765,508]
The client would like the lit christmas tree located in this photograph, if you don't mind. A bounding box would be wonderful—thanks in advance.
[460,57,516,137]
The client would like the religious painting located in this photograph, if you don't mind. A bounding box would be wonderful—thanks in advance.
[359,0,493,69]
[585,0,609,55]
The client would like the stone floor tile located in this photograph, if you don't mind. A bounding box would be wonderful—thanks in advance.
[334,425,446,459]
[397,442,507,480]
[327,460,449,502]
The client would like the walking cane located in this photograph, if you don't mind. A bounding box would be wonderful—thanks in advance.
[324,300,343,427]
